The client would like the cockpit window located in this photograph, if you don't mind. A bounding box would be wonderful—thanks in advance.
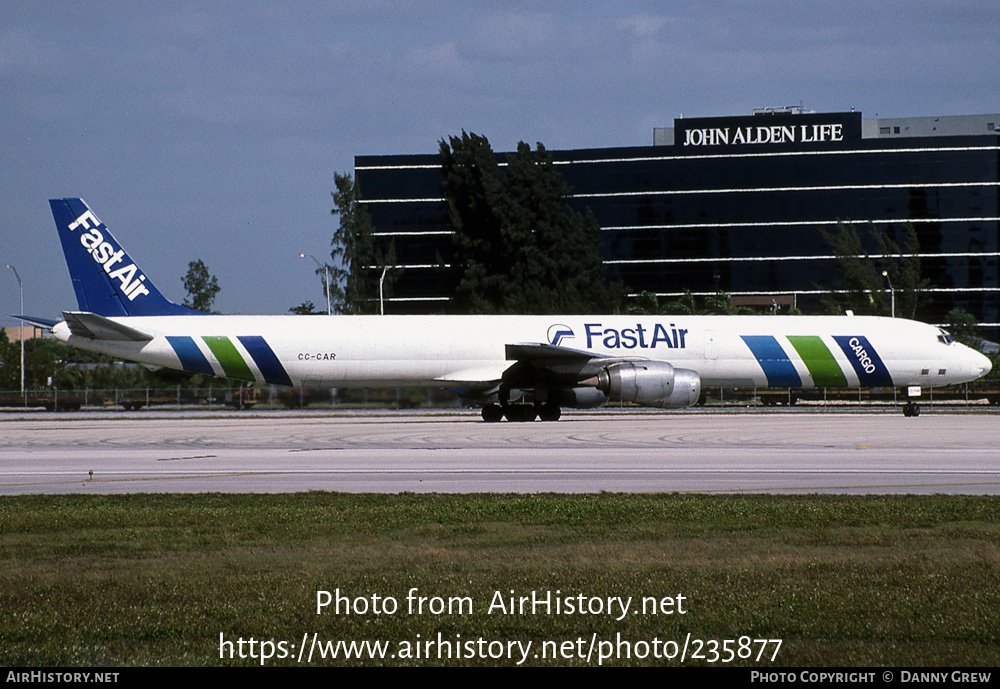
[937,329,955,345]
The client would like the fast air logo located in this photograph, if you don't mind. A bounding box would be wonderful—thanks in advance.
[68,210,150,302]
[548,324,575,346]
[584,322,688,349]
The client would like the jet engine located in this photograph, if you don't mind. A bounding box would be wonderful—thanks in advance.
[548,386,609,409]
[590,361,701,409]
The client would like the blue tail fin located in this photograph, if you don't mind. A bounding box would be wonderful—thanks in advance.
[50,198,203,317]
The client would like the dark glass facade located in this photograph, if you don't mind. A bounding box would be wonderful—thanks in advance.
[355,111,999,339]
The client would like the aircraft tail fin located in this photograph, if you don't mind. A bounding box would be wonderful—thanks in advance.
[49,198,203,317]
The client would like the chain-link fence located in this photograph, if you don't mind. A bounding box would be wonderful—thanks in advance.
[0,386,465,411]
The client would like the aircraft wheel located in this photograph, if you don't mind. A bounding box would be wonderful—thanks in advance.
[538,403,561,422]
[902,402,921,417]
[482,404,503,422]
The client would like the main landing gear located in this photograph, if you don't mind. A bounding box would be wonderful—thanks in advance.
[481,403,561,422]
[902,402,921,417]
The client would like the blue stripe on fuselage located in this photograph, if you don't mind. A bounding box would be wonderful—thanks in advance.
[740,335,803,387]
[832,335,894,387]
[166,336,214,375]
[238,335,293,386]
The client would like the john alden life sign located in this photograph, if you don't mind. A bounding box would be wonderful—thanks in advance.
[676,112,862,149]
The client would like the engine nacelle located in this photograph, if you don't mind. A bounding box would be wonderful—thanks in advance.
[593,361,701,409]
[549,386,610,409]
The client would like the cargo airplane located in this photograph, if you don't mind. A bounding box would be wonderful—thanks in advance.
[27,198,992,420]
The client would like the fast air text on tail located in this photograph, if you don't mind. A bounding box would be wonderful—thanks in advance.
[50,198,201,317]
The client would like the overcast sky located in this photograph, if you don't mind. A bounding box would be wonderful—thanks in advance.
[2,1,999,326]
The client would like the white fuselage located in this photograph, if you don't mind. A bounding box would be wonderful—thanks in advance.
[52,314,992,391]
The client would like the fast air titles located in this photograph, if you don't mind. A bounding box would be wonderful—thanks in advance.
[68,210,150,301]
[584,322,688,350]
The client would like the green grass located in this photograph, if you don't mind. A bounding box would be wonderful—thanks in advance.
[1,493,998,666]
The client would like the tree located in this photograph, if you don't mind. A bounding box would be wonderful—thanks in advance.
[944,307,1000,380]
[627,289,749,315]
[500,142,611,313]
[820,222,928,318]
[440,132,505,313]
[944,307,982,349]
[0,327,17,390]
[23,337,68,389]
[330,172,396,314]
[182,259,220,313]
[440,132,615,314]
[289,300,320,315]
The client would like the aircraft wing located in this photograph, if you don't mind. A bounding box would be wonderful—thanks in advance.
[504,342,643,380]
[434,363,514,385]
[432,343,640,388]
[505,342,603,362]
[62,311,154,342]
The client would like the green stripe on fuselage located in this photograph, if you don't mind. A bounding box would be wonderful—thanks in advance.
[786,335,848,387]
[202,336,255,382]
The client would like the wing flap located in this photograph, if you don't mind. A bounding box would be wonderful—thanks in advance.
[505,342,602,362]
[62,311,154,342]
[434,363,513,385]
[505,342,644,380]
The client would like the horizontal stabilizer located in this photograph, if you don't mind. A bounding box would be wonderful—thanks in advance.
[12,314,59,329]
[62,311,153,342]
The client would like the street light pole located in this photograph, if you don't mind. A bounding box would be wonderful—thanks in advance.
[881,270,895,318]
[379,265,388,316]
[5,264,24,394]
[299,253,331,315]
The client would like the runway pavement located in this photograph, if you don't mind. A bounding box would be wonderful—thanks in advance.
[1,409,998,495]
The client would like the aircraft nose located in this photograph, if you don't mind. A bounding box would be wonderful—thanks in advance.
[964,346,993,379]
[954,343,992,381]
[977,350,993,378]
